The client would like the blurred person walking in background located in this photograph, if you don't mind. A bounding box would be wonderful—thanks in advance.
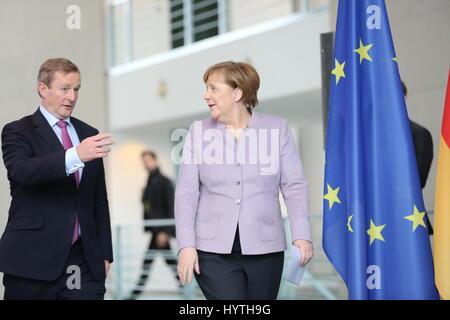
[127,150,177,300]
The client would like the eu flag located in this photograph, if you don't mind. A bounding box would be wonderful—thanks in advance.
[322,0,439,299]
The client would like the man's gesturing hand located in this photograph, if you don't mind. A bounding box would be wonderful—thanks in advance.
[76,133,115,162]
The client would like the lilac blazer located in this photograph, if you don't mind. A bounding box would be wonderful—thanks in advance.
[175,112,311,255]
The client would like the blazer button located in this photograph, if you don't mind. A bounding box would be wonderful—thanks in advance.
[236,181,241,185]
[235,199,241,205]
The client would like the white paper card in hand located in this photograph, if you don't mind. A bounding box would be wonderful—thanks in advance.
[287,244,306,285]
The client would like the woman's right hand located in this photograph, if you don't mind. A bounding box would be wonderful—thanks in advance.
[177,246,200,285]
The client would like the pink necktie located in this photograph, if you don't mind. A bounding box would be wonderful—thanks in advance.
[56,120,80,244]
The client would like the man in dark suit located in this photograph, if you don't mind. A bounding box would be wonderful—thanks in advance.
[402,81,434,234]
[0,58,114,299]
[127,150,177,300]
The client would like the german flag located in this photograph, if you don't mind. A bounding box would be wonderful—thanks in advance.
[434,70,450,300]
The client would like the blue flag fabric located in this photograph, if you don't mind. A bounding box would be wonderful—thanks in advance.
[322,0,439,300]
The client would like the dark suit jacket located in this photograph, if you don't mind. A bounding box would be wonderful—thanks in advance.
[410,120,434,235]
[142,168,175,236]
[0,109,113,281]
[410,120,433,189]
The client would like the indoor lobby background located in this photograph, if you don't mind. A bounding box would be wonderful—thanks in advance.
[0,0,449,299]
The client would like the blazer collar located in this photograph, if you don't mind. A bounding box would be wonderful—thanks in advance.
[215,110,258,129]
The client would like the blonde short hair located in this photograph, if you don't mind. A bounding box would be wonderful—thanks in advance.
[203,61,260,110]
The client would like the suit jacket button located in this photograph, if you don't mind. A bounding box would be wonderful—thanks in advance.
[235,199,241,205]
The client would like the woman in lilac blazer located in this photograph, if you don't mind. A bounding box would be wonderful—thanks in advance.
[175,61,313,300]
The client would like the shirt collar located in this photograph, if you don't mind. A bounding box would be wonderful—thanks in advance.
[39,106,72,128]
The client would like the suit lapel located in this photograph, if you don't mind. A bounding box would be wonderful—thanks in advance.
[32,109,64,153]
[71,118,89,142]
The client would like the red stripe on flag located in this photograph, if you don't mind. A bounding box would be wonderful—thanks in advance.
[442,70,450,147]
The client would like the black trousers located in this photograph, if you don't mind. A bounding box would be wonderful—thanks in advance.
[128,232,178,298]
[2,239,106,300]
[195,227,284,300]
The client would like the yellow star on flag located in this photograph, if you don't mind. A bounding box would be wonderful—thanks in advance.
[323,184,341,210]
[392,57,398,62]
[347,215,354,232]
[331,59,346,85]
[353,39,373,64]
[367,219,386,245]
[404,205,427,232]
